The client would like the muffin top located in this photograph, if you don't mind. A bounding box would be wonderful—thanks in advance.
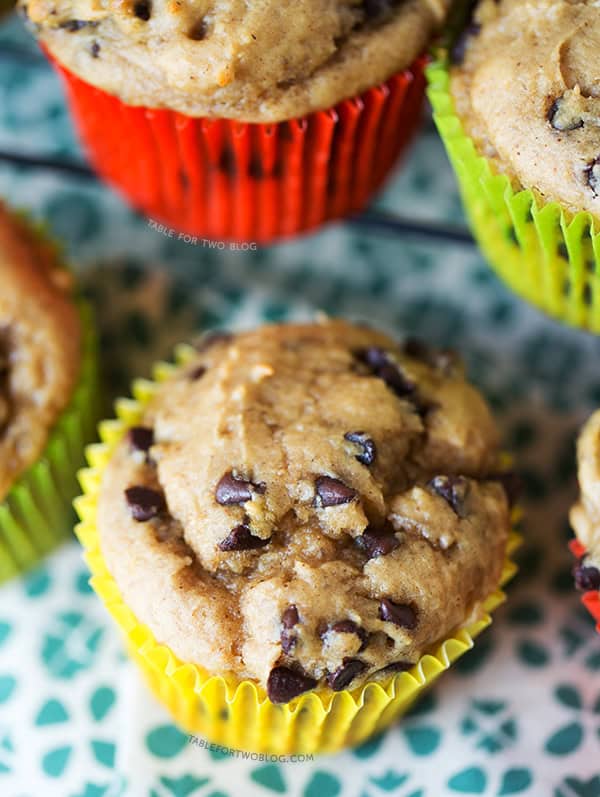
[450,0,600,217]
[0,204,81,502]
[24,0,448,122]
[570,410,600,593]
[97,319,511,702]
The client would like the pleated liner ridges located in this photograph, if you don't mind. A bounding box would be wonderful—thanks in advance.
[47,51,427,244]
[569,540,600,633]
[74,343,520,755]
[0,301,98,583]
[427,59,600,333]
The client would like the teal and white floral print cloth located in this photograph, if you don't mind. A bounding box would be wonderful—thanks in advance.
[1,13,600,797]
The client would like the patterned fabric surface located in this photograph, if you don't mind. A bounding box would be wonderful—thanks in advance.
[1,13,600,797]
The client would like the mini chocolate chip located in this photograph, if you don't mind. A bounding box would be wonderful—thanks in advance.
[215,471,265,505]
[124,486,165,522]
[362,0,401,20]
[377,660,414,675]
[314,476,357,507]
[355,528,400,559]
[326,657,367,691]
[357,347,416,398]
[217,524,270,551]
[547,97,584,132]
[90,41,101,58]
[59,19,97,31]
[379,598,418,630]
[574,562,600,591]
[267,666,317,703]
[280,630,296,655]
[584,156,600,197]
[133,0,151,20]
[281,606,300,652]
[344,431,376,466]
[188,365,206,381]
[329,620,369,652]
[282,605,299,628]
[188,18,207,40]
[128,426,154,453]
[428,475,470,517]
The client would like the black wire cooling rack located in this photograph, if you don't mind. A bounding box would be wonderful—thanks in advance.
[0,37,476,248]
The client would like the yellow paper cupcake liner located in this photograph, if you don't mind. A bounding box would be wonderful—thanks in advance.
[0,245,98,583]
[74,343,520,755]
[427,57,600,333]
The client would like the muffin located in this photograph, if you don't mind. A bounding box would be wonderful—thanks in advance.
[570,411,600,630]
[427,0,600,331]
[22,1,450,243]
[0,202,97,582]
[76,319,517,753]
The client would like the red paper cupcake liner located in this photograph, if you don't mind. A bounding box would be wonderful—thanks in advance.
[569,539,600,631]
[45,49,426,244]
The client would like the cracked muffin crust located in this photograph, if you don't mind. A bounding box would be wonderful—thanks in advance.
[0,203,81,502]
[97,320,511,703]
[450,0,600,217]
[570,411,600,594]
[23,0,449,121]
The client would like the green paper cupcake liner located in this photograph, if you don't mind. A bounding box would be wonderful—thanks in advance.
[427,57,600,333]
[0,281,98,584]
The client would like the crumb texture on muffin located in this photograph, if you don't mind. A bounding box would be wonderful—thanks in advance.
[450,0,600,217]
[24,0,448,121]
[97,320,510,702]
[0,203,81,502]
[571,410,600,590]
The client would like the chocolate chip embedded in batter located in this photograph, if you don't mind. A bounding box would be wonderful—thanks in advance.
[59,19,98,31]
[128,426,154,453]
[133,0,151,20]
[379,598,418,630]
[355,528,400,559]
[450,22,481,66]
[280,604,299,654]
[344,431,376,466]
[362,0,401,21]
[90,41,101,58]
[573,562,600,591]
[428,475,470,517]
[314,476,357,507]
[357,347,417,398]
[217,524,270,551]
[188,18,208,41]
[282,605,299,628]
[215,471,265,505]
[326,657,367,691]
[124,486,165,522]
[267,665,317,703]
[547,97,584,132]
[329,619,369,652]
[376,660,414,676]
[188,365,206,381]
[584,157,600,197]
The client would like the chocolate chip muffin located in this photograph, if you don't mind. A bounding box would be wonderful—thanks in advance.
[570,411,600,594]
[0,203,81,502]
[24,0,449,121]
[450,0,600,217]
[97,320,511,704]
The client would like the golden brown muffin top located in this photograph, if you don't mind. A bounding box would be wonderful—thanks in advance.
[24,0,449,121]
[451,0,600,217]
[0,203,81,501]
[97,319,510,702]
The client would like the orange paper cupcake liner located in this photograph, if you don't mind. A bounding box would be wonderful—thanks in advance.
[45,49,427,244]
[569,539,600,631]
